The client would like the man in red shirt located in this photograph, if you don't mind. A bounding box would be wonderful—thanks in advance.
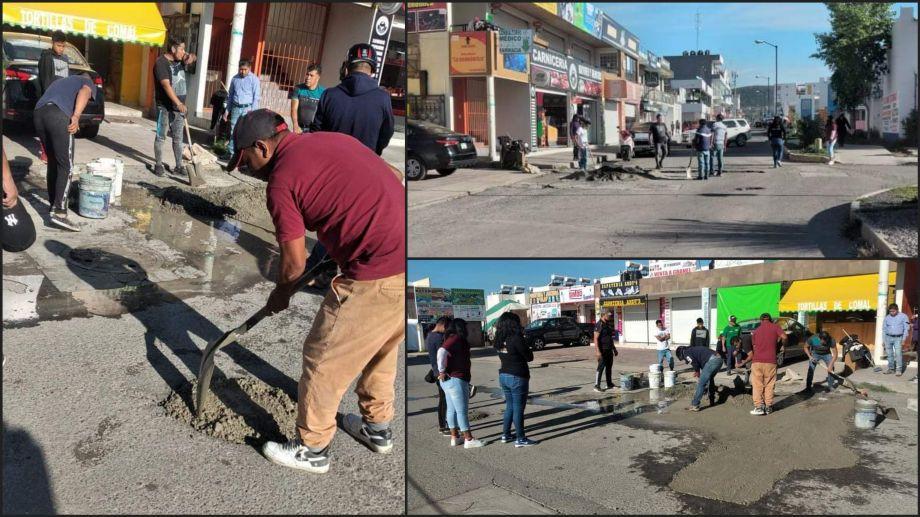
[224,109,405,473]
[747,313,787,415]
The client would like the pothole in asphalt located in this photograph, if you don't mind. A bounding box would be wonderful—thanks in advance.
[160,377,296,445]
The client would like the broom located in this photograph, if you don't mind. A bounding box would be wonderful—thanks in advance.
[685,153,694,179]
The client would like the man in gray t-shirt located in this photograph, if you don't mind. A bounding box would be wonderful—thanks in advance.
[710,114,728,176]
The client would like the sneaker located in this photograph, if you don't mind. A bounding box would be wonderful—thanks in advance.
[341,413,393,454]
[173,165,188,177]
[606,384,615,391]
[883,370,894,375]
[499,435,514,444]
[514,438,538,448]
[439,428,451,436]
[685,406,701,412]
[262,439,330,473]
[50,212,81,232]
[750,406,765,416]
[895,372,903,377]
[593,385,603,393]
[463,438,483,449]
[911,376,917,384]
[450,436,464,447]
[764,405,773,415]
[828,160,835,165]
[777,162,783,167]
[469,384,478,398]
[152,163,166,177]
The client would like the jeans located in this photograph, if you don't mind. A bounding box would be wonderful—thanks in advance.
[697,151,710,179]
[691,356,724,407]
[721,345,736,370]
[806,352,837,389]
[499,372,529,440]
[154,106,186,170]
[657,349,674,371]
[227,105,252,155]
[710,145,724,174]
[596,349,614,387]
[827,140,836,161]
[654,142,668,168]
[578,147,588,171]
[770,138,785,166]
[436,381,447,430]
[884,335,904,373]
[440,377,471,431]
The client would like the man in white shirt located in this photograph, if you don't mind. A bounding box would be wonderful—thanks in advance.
[655,320,674,371]
[577,119,590,173]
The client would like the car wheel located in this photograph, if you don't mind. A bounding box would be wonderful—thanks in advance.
[532,337,546,351]
[776,350,785,368]
[405,155,427,181]
[76,124,100,139]
[579,334,591,346]
[437,168,457,176]
[735,134,747,147]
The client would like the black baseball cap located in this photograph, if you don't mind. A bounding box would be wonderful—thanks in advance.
[730,315,737,321]
[224,109,289,172]
[760,312,772,320]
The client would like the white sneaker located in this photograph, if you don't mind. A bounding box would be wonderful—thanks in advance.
[450,436,464,447]
[262,439,330,473]
[463,438,483,449]
[827,160,835,165]
[750,406,765,416]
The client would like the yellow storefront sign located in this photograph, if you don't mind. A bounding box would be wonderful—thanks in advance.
[3,3,167,46]
[779,272,897,313]
[534,3,557,15]
[600,297,645,308]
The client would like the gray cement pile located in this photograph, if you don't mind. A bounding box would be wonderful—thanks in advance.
[161,377,297,445]
[654,389,858,504]
[154,184,273,231]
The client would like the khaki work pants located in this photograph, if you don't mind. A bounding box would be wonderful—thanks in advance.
[751,362,777,408]
[296,272,405,448]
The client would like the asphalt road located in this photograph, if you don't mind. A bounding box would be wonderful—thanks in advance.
[408,133,917,257]
[406,346,918,514]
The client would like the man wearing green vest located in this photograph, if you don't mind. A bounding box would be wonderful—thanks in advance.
[719,315,743,375]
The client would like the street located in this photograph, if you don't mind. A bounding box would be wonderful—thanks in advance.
[406,345,918,515]
[2,118,406,514]
[408,131,917,257]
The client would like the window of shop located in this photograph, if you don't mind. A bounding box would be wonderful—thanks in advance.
[625,55,637,82]
[600,51,620,74]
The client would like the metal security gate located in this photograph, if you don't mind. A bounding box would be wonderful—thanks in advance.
[407,95,445,126]
[258,2,329,116]
[453,77,488,145]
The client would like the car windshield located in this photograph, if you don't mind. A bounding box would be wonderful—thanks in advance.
[525,320,546,330]
[3,38,89,66]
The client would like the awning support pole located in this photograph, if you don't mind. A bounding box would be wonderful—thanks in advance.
[873,260,890,364]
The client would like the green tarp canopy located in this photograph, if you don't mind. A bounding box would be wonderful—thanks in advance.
[484,299,528,331]
[716,283,780,334]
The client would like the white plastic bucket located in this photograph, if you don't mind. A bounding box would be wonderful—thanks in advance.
[97,158,124,197]
[649,363,661,373]
[87,159,123,198]
[854,399,878,429]
[664,370,676,388]
[649,371,661,388]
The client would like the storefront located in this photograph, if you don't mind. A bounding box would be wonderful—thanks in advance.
[559,285,597,324]
[779,272,897,349]
[529,45,603,149]
[571,60,603,144]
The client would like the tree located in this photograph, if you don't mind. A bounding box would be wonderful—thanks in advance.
[812,3,893,123]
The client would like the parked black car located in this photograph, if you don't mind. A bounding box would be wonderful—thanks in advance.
[523,317,594,351]
[406,119,478,180]
[738,316,811,367]
[3,32,105,138]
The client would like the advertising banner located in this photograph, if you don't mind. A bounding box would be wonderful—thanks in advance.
[571,60,603,97]
[599,279,640,299]
[531,46,570,91]
[531,302,561,319]
[600,296,645,308]
[648,260,696,278]
[449,288,486,306]
[534,3,557,15]
[880,92,899,134]
[450,31,489,75]
[560,286,595,303]
[368,6,395,84]
[701,287,711,330]
[529,288,560,304]
[407,2,447,33]
[713,260,763,269]
[499,29,533,54]
[454,305,485,320]
[417,302,453,323]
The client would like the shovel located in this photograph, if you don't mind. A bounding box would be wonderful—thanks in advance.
[194,257,335,416]
[182,117,207,188]
[819,362,900,420]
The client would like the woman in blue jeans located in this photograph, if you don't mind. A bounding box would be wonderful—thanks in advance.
[494,312,537,447]
[766,116,787,168]
[437,318,483,448]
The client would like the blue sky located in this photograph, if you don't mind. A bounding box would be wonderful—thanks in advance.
[600,2,917,87]
[408,260,708,293]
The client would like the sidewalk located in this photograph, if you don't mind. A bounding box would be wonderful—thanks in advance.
[831,144,910,167]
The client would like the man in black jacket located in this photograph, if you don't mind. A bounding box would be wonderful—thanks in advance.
[594,310,619,392]
[690,318,710,347]
[38,31,70,95]
[425,317,451,435]
[676,345,723,411]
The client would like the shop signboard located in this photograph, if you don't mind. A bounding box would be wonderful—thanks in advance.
[531,302,561,319]
[449,288,486,306]
[498,29,533,54]
[571,60,602,97]
[407,2,447,33]
[531,46,570,91]
[529,287,560,304]
[880,92,899,134]
[453,305,485,320]
[599,279,640,299]
[713,260,763,269]
[560,286,595,303]
[450,31,489,75]
[647,260,696,278]
[600,296,644,308]
[368,6,396,84]
[416,302,453,323]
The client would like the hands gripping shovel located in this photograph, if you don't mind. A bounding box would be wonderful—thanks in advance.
[194,257,335,416]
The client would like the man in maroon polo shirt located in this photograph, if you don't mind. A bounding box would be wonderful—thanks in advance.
[224,109,405,474]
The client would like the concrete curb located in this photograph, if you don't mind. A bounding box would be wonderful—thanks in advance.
[849,188,913,257]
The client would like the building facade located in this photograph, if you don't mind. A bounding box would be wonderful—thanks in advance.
[866,6,917,140]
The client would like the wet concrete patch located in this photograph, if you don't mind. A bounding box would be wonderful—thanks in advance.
[160,377,295,445]
[72,416,123,466]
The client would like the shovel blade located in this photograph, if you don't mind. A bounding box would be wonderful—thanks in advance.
[194,328,238,416]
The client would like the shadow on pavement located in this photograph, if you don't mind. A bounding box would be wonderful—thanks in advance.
[2,424,56,515]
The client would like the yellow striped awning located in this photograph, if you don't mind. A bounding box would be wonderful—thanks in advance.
[779,272,897,313]
[2,3,167,46]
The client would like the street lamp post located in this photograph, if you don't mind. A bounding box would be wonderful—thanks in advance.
[755,74,771,119]
[755,40,779,117]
